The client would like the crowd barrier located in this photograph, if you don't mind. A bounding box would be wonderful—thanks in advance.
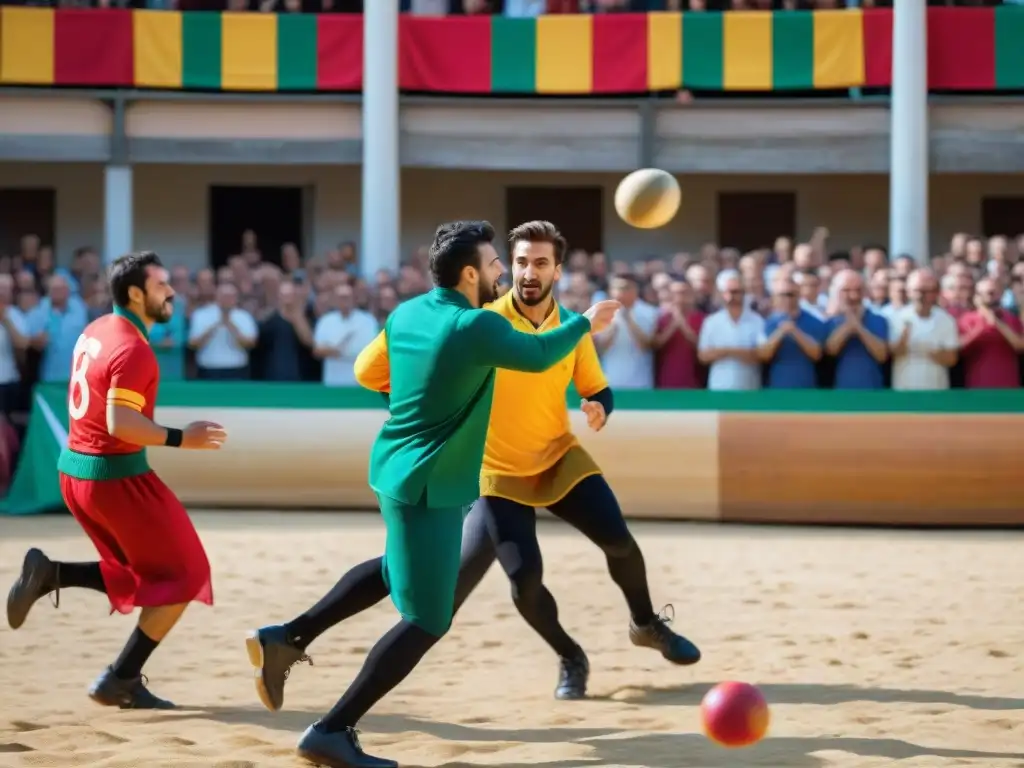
[3,383,1022,527]
[0,8,1023,94]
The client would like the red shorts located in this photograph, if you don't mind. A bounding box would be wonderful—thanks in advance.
[59,471,213,614]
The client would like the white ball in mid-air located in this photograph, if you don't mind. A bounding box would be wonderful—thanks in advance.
[614,168,681,230]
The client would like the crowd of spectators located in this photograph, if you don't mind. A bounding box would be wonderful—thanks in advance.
[1,224,1022,488]
[2,225,1023,394]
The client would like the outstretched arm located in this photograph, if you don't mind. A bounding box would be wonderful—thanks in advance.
[460,309,591,373]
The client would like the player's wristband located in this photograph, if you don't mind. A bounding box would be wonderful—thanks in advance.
[164,428,184,448]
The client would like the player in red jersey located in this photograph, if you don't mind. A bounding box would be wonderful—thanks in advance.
[5,251,227,709]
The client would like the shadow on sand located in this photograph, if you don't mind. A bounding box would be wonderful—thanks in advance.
[178,681,1024,768]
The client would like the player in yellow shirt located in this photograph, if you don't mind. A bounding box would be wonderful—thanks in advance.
[245,221,699,715]
[449,221,700,700]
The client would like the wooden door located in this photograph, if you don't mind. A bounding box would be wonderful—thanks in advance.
[717,191,796,252]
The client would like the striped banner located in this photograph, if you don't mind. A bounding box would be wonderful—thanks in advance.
[1,8,1023,93]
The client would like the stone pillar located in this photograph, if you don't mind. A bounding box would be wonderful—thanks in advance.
[361,0,400,276]
[889,0,929,262]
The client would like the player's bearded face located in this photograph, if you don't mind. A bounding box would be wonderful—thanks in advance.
[515,271,554,307]
[477,272,499,305]
[145,288,174,324]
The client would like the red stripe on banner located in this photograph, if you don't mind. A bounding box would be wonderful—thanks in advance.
[399,15,491,93]
[592,13,647,93]
[53,8,133,86]
[861,8,892,87]
[928,7,995,89]
[317,14,362,90]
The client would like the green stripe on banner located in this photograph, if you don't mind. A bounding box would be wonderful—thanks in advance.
[277,12,318,90]
[683,12,723,89]
[772,10,813,89]
[490,16,536,93]
[182,11,222,89]
[995,6,1024,88]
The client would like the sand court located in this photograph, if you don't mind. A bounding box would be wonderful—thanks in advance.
[1,511,1023,768]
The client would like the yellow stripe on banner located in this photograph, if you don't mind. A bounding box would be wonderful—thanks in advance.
[723,11,772,90]
[108,388,146,409]
[133,10,183,89]
[221,12,277,91]
[813,9,864,88]
[536,14,592,94]
[647,12,682,90]
[0,7,54,85]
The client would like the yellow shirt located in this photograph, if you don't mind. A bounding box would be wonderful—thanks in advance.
[482,293,607,477]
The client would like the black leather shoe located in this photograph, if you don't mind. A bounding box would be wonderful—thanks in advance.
[629,605,701,666]
[554,651,590,700]
[7,548,56,630]
[88,667,176,709]
[245,624,312,711]
[296,723,397,768]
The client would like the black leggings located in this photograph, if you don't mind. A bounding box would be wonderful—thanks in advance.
[288,476,655,657]
[292,474,657,730]
[455,474,655,657]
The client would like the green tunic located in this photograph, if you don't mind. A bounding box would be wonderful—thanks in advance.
[367,287,591,635]
[369,287,591,509]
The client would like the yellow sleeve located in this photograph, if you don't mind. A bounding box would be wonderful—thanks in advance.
[107,388,146,412]
[572,333,608,398]
[354,330,391,393]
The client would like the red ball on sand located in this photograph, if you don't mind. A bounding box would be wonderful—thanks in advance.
[700,681,770,748]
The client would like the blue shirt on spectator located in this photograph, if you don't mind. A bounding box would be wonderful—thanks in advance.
[826,309,888,389]
[257,310,309,382]
[27,297,89,382]
[762,309,827,389]
[149,296,188,381]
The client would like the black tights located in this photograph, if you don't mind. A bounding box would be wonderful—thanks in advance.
[456,474,655,658]
[291,476,655,730]
[288,475,653,653]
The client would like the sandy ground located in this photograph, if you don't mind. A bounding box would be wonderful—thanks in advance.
[1,511,1023,768]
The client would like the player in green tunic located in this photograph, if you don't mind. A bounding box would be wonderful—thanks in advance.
[246,221,619,768]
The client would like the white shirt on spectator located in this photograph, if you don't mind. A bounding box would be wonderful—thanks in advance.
[599,300,658,390]
[880,303,905,324]
[314,309,380,387]
[0,307,27,385]
[889,305,958,391]
[699,308,765,391]
[189,304,258,371]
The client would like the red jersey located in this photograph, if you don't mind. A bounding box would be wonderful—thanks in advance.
[66,309,158,457]
[957,309,1023,389]
[655,310,705,389]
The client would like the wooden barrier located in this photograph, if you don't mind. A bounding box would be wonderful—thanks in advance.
[10,383,1022,525]
[138,387,1024,526]
[718,413,1024,526]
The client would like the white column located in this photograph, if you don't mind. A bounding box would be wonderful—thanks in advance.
[889,0,929,263]
[103,164,133,265]
[361,0,400,276]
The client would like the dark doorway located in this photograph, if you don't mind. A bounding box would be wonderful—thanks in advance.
[981,196,1024,238]
[0,188,56,257]
[505,186,603,254]
[208,186,304,268]
[717,191,796,252]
